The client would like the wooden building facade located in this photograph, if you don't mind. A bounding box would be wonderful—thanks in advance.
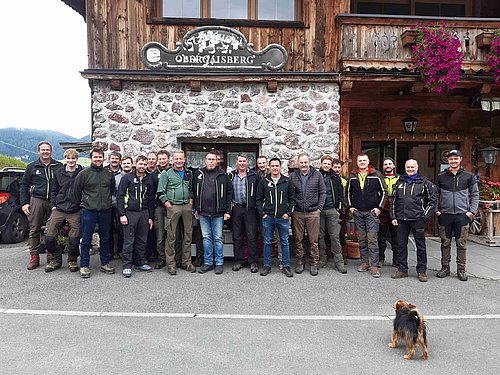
[63,0,500,177]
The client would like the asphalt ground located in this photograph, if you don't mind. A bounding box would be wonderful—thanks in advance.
[1,241,499,374]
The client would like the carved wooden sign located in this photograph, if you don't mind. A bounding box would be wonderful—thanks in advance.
[141,26,288,71]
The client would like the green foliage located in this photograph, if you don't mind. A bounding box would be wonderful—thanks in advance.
[0,154,27,169]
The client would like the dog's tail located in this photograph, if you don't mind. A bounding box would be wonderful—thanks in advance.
[409,310,427,344]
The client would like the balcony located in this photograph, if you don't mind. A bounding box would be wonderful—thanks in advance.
[336,14,499,74]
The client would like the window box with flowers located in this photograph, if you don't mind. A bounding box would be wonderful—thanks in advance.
[472,180,500,244]
[411,23,463,94]
[486,30,500,84]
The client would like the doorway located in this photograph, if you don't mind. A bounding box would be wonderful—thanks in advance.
[182,142,260,171]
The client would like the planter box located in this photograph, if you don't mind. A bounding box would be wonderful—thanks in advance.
[476,32,495,49]
[401,30,418,47]
[346,240,360,259]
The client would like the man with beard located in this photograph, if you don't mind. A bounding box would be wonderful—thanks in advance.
[378,157,399,267]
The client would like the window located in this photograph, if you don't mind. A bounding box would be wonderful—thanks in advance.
[160,0,297,21]
[351,0,471,17]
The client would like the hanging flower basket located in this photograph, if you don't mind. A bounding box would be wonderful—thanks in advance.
[486,30,500,83]
[476,32,496,49]
[401,30,418,47]
[411,23,463,94]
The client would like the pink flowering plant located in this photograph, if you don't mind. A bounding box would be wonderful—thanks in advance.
[411,23,463,94]
[486,30,500,83]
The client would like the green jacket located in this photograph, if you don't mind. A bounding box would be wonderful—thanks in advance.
[157,168,193,205]
[72,165,115,211]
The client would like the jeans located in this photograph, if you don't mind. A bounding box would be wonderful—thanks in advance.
[199,215,224,266]
[80,208,111,268]
[262,216,290,268]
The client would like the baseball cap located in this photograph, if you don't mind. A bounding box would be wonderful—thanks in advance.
[447,149,462,157]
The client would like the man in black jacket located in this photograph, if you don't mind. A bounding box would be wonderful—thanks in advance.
[193,151,233,275]
[318,155,346,273]
[117,155,155,278]
[390,159,438,282]
[229,153,261,273]
[289,153,326,276]
[257,157,295,277]
[20,141,62,270]
[44,149,83,273]
[72,147,116,278]
[347,154,388,278]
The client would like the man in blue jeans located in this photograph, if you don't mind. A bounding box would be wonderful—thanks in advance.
[72,147,116,278]
[256,158,296,277]
[193,151,233,275]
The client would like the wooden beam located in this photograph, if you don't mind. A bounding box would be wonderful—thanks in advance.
[110,79,122,91]
[190,80,201,92]
[340,106,350,175]
[480,83,492,95]
[343,95,479,111]
[267,80,278,93]
[341,80,353,93]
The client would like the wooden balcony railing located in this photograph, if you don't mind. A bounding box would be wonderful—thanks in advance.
[336,14,499,74]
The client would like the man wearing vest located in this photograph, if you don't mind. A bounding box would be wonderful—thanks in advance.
[229,153,261,273]
[157,150,195,275]
[378,157,400,267]
[435,149,479,281]
[347,154,388,278]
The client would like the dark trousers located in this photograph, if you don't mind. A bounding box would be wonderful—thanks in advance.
[396,219,427,274]
[110,206,124,255]
[232,205,258,264]
[27,197,52,254]
[80,209,111,268]
[378,210,398,263]
[122,210,149,269]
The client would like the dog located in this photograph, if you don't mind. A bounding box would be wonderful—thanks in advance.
[388,299,429,360]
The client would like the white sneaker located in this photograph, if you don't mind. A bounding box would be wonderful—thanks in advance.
[123,268,132,278]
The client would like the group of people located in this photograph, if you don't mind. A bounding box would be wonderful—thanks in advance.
[20,141,479,281]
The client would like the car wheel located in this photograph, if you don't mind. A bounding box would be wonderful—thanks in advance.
[1,212,28,243]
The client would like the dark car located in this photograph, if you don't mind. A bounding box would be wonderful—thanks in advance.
[0,167,28,243]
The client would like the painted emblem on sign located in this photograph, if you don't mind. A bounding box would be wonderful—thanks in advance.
[141,26,288,71]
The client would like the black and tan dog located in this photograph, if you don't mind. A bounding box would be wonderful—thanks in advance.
[388,299,429,360]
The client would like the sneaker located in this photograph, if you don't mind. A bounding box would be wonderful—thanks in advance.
[154,260,166,269]
[214,265,224,275]
[370,266,380,278]
[122,268,132,278]
[282,267,294,277]
[100,264,115,274]
[232,263,243,271]
[44,261,62,273]
[68,261,79,272]
[295,263,304,274]
[27,254,40,270]
[310,266,318,276]
[391,270,408,279]
[260,266,271,276]
[185,263,196,273]
[80,267,91,278]
[436,266,450,278]
[167,266,177,275]
[457,270,468,281]
[198,264,214,273]
[250,263,259,273]
[357,263,369,272]
[135,264,153,272]
[417,273,428,282]
[336,263,347,274]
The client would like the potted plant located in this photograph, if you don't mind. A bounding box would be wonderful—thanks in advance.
[411,23,463,94]
[476,31,496,49]
[486,30,500,83]
[345,229,360,259]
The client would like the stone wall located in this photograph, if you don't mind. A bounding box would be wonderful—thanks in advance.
[91,81,340,168]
